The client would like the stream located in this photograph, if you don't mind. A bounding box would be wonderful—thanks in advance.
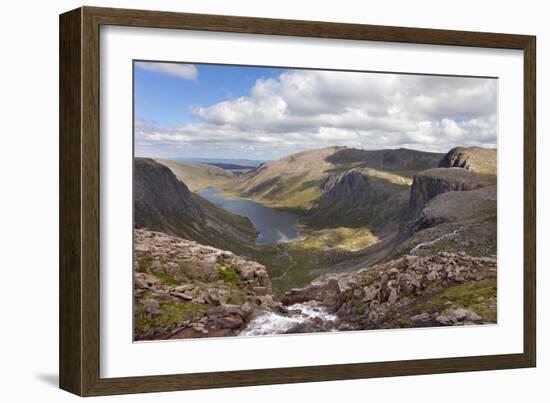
[239,301,338,336]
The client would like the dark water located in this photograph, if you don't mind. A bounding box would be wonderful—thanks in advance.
[199,187,300,245]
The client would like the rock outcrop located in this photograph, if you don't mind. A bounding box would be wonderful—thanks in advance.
[307,168,409,232]
[134,158,258,253]
[283,252,497,330]
[134,229,281,340]
[394,167,497,257]
[438,147,497,175]
[408,168,496,216]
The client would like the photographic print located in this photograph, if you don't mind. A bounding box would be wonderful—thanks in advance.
[133,61,497,341]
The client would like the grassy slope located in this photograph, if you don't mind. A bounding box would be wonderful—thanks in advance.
[226,147,340,209]
[156,159,235,191]
[227,147,438,210]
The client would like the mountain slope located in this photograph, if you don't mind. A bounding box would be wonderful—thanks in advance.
[325,147,445,177]
[228,146,340,209]
[438,147,497,175]
[305,168,410,233]
[228,146,442,210]
[155,159,234,191]
[134,158,257,253]
[395,167,497,257]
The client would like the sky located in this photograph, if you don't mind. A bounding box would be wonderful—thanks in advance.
[134,61,497,160]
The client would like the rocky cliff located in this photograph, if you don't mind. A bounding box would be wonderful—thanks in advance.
[283,252,497,330]
[408,168,496,216]
[134,229,282,340]
[306,168,409,233]
[134,158,258,253]
[395,167,497,258]
[438,146,497,175]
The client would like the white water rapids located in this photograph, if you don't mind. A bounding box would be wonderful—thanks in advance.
[239,301,337,336]
[409,226,465,254]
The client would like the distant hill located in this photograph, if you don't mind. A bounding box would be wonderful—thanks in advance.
[204,162,253,171]
[186,157,265,168]
[134,158,257,254]
[154,159,234,191]
[325,147,445,177]
[438,146,497,175]
[228,146,442,211]
[228,147,342,209]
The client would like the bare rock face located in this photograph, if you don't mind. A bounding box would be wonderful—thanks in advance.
[134,158,202,226]
[307,168,409,232]
[133,229,279,341]
[408,168,496,216]
[438,147,496,175]
[283,253,496,330]
[392,165,497,257]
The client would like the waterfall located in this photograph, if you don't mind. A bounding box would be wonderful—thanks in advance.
[239,301,337,336]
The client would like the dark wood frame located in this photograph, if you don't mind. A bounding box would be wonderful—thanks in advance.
[59,6,536,396]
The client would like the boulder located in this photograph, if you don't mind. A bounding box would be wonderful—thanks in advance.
[363,285,379,302]
[252,286,268,296]
[410,312,430,322]
[214,315,244,329]
[143,298,161,315]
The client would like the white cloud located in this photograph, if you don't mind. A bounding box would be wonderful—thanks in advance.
[136,69,497,159]
[136,62,198,80]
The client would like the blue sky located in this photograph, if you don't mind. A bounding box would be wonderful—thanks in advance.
[135,62,284,127]
[134,61,497,160]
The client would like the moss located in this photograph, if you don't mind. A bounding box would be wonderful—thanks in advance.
[218,264,241,285]
[227,294,246,305]
[135,301,212,332]
[398,317,413,328]
[135,253,154,273]
[421,279,497,322]
[153,272,180,286]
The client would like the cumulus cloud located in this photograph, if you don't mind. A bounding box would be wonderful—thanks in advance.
[135,69,497,159]
[136,62,198,80]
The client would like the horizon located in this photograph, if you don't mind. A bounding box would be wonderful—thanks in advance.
[134,62,498,160]
[136,144,497,163]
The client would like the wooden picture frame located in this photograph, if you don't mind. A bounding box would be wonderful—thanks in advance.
[59,6,536,396]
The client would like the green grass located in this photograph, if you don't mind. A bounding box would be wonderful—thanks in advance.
[253,242,355,297]
[135,301,212,333]
[294,227,378,252]
[420,279,497,322]
[223,177,321,209]
[153,272,180,286]
[135,253,154,273]
[227,294,246,305]
[218,264,241,285]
